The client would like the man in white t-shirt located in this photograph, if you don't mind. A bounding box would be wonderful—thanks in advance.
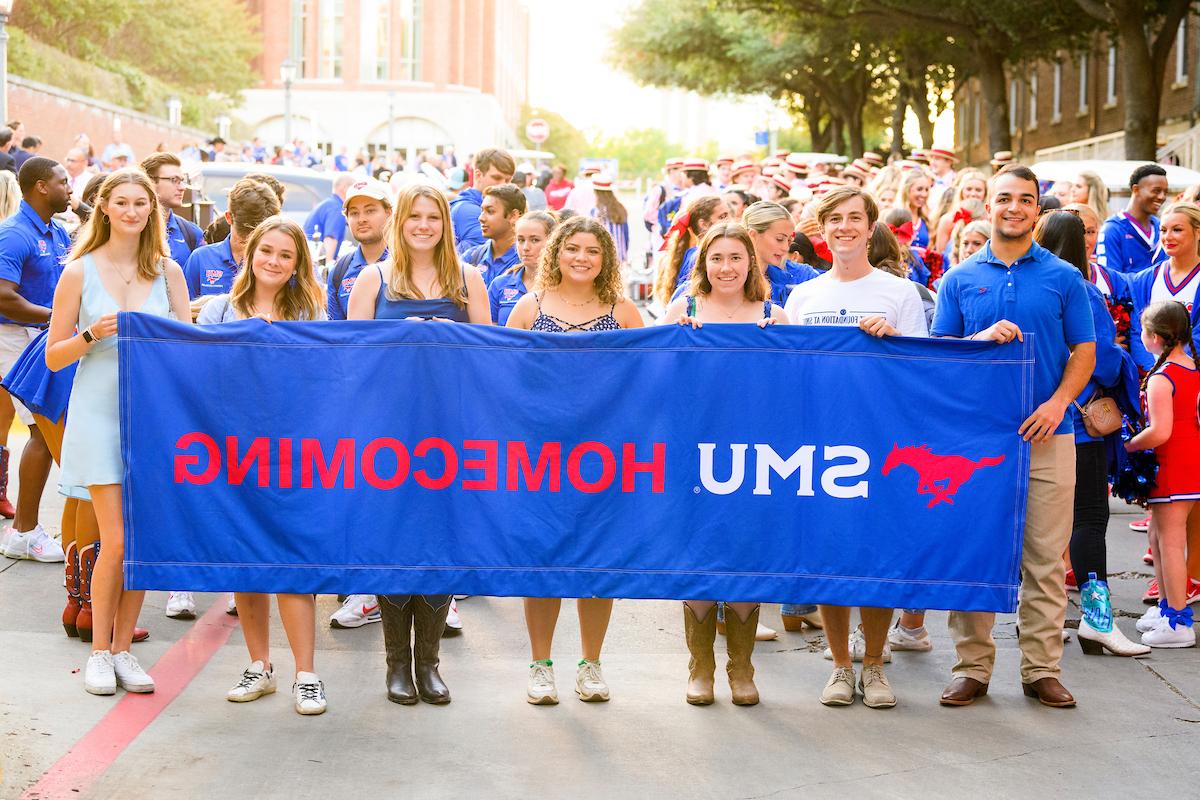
[784,186,927,710]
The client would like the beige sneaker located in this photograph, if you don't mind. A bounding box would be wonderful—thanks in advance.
[820,667,856,706]
[858,664,897,709]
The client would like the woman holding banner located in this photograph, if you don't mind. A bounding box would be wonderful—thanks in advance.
[46,168,191,697]
[197,216,331,715]
[507,215,643,705]
[662,221,786,706]
[348,182,489,706]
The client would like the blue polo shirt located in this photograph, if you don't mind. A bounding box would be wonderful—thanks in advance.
[327,246,388,321]
[0,201,70,326]
[183,238,240,299]
[1097,212,1168,274]
[303,195,348,256]
[932,240,1096,435]
[488,268,528,325]
[461,240,520,286]
[164,211,203,270]
[450,188,485,252]
[672,247,699,290]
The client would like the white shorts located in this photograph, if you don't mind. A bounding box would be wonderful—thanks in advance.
[0,323,40,425]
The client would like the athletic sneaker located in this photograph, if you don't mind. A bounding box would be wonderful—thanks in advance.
[1137,602,1167,633]
[227,660,277,702]
[820,667,856,706]
[165,592,196,619]
[823,624,892,663]
[857,664,897,709]
[575,659,610,702]
[1143,578,1200,605]
[886,620,933,652]
[527,661,558,705]
[1129,516,1150,533]
[112,651,155,693]
[442,598,462,636]
[293,673,327,715]
[84,650,116,696]
[1141,617,1196,648]
[329,594,380,629]
[2,525,65,562]
[453,595,471,600]
[1143,547,1154,566]
[226,593,238,616]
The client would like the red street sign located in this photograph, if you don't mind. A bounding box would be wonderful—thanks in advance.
[525,118,550,144]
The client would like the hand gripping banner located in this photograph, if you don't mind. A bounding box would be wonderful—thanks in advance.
[119,314,1033,612]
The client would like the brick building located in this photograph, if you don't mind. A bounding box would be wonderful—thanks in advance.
[236,0,529,160]
[954,17,1200,165]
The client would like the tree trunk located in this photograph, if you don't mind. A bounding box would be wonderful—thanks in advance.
[913,83,935,148]
[976,46,1012,156]
[1113,0,1190,160]
[829,114,846,156]
[890,83,907,157]
[801,94,831,152]
[847,104,866,157]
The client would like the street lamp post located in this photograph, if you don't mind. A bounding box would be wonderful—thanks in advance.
[167,96,182,127]
[0,1,14,126]
[387,90,395,171]
[216,114,231,141]
[280,59,297,149]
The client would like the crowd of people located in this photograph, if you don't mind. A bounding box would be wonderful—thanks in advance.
[0,127,1196,719]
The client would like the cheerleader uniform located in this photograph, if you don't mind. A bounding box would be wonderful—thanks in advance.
[1146,362,1200,504]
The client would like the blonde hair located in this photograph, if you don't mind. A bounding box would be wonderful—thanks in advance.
[742,200,790,233]
[867,164,901,201]
[690,222,767,301]
[0,171,18,219]
[230,216,324,321]
[1075,171,1109,227]
[954,220,992,264]
[69,168,165,281]
[536,215,623,306]
[897,167,934,223]
[385,183,466,309]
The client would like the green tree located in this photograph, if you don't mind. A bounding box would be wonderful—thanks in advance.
[592,128,681,179]
[517,106,591,173]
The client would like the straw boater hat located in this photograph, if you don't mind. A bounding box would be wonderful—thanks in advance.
[592,173,614,191]
[784,153,808,173]
[861,151,885,169]
[771,150,791,160]
[843,163,869,182]
[715,155,734,166]
[990,150,1014,168]
[683,158,709,172]
[664,157,685,169]
[730,159,756,178]
[910,149,930,165]
[771,174,793,194]
[927,148,959,164]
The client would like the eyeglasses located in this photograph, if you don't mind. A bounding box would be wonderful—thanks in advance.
[155,176,187,186]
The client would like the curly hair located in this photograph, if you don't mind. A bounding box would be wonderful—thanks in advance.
[535,215,623,306]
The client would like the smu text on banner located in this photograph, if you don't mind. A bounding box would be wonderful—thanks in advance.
[119,315,1034,612]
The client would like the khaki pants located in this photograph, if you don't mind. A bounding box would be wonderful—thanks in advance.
[949,434,1075,684]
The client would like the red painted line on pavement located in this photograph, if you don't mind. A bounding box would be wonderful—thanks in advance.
[20,601,239,800]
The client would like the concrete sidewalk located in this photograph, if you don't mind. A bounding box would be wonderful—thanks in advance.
[1,441,1196,799]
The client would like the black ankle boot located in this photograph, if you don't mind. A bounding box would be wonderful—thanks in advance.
[412,595,451,704]
[379,595,417,704]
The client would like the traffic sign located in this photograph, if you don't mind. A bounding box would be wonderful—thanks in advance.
[526,118,550,144]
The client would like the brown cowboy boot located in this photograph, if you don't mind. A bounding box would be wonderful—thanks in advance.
[724,605,761,706]
[683,604,717,705]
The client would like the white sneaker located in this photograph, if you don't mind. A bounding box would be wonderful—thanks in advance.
[1141,618,1196,648]
[84,650,116,696]
[453,594,470,600]
[226,593,238,616]
[293,672,327,715]
[857,664,897,709]
[820,666,856,706]
[226,660,277,702]
[165,592,196,620]
[527,661,558,705]
[1137,604,1165,633]
[887,621,933,652]
[2,525,65,562]
[442,598,463,636]
[824,624,892,663]
[112,651,155,693]
[329,594,380,629]
[575,659,610,702]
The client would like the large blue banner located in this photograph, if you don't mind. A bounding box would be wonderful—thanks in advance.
[120,314,1033,612]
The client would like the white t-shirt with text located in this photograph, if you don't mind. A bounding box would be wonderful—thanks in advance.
[783,268,929,337]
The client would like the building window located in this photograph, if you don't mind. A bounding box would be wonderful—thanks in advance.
[1009,78,1018,133]
[1106,44,1118,105]
[1052,61,1062,122]
[361,0,390,80]
[1078,52,1089,113]
[1028,71,1038,129]
[298,0,310,77]
[972,92,981,144]
[397,0,423,81]
[1176,19,1188,85]
[318,0,344,79]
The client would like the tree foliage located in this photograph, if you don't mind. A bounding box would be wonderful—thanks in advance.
[517,106,592,172]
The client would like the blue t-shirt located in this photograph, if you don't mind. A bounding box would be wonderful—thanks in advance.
[1097,212,1169,275]
[184,238,239,299]
[488,268,528,326]
[164,211,203,271]
[0,201,70,326]
[931,241,1096,435]
[450,188,485,252]
[461,240,520,287]
[303,195,348,256]
[326,246,387,321]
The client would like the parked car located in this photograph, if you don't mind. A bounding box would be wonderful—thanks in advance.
[1031,160,1200,212]
[185,163,335,227]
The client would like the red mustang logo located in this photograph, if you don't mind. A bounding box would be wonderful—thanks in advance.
[881,444,1005,508]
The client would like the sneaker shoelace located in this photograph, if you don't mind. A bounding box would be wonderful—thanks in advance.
[579,661,604,687]
[296,681,323,702]
[236,669,266,690]
[530,664,554,690]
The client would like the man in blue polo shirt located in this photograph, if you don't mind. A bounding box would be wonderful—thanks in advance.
[461,183,525,286]
[304,174,355,267]
[1096,163,1169,275]
[0,157,71,561]
[141,153,203,269]
[185,178,280,298]
[932,164,1096,710]
[451,148,516,253]
[326,178,391,321]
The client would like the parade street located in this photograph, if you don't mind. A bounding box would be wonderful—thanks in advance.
[0,427,1196,800]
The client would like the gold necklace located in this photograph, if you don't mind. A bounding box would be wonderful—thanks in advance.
[101,251,137,285]
[554,290,592,308]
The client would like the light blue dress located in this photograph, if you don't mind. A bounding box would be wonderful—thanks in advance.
[59,253,172,497]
